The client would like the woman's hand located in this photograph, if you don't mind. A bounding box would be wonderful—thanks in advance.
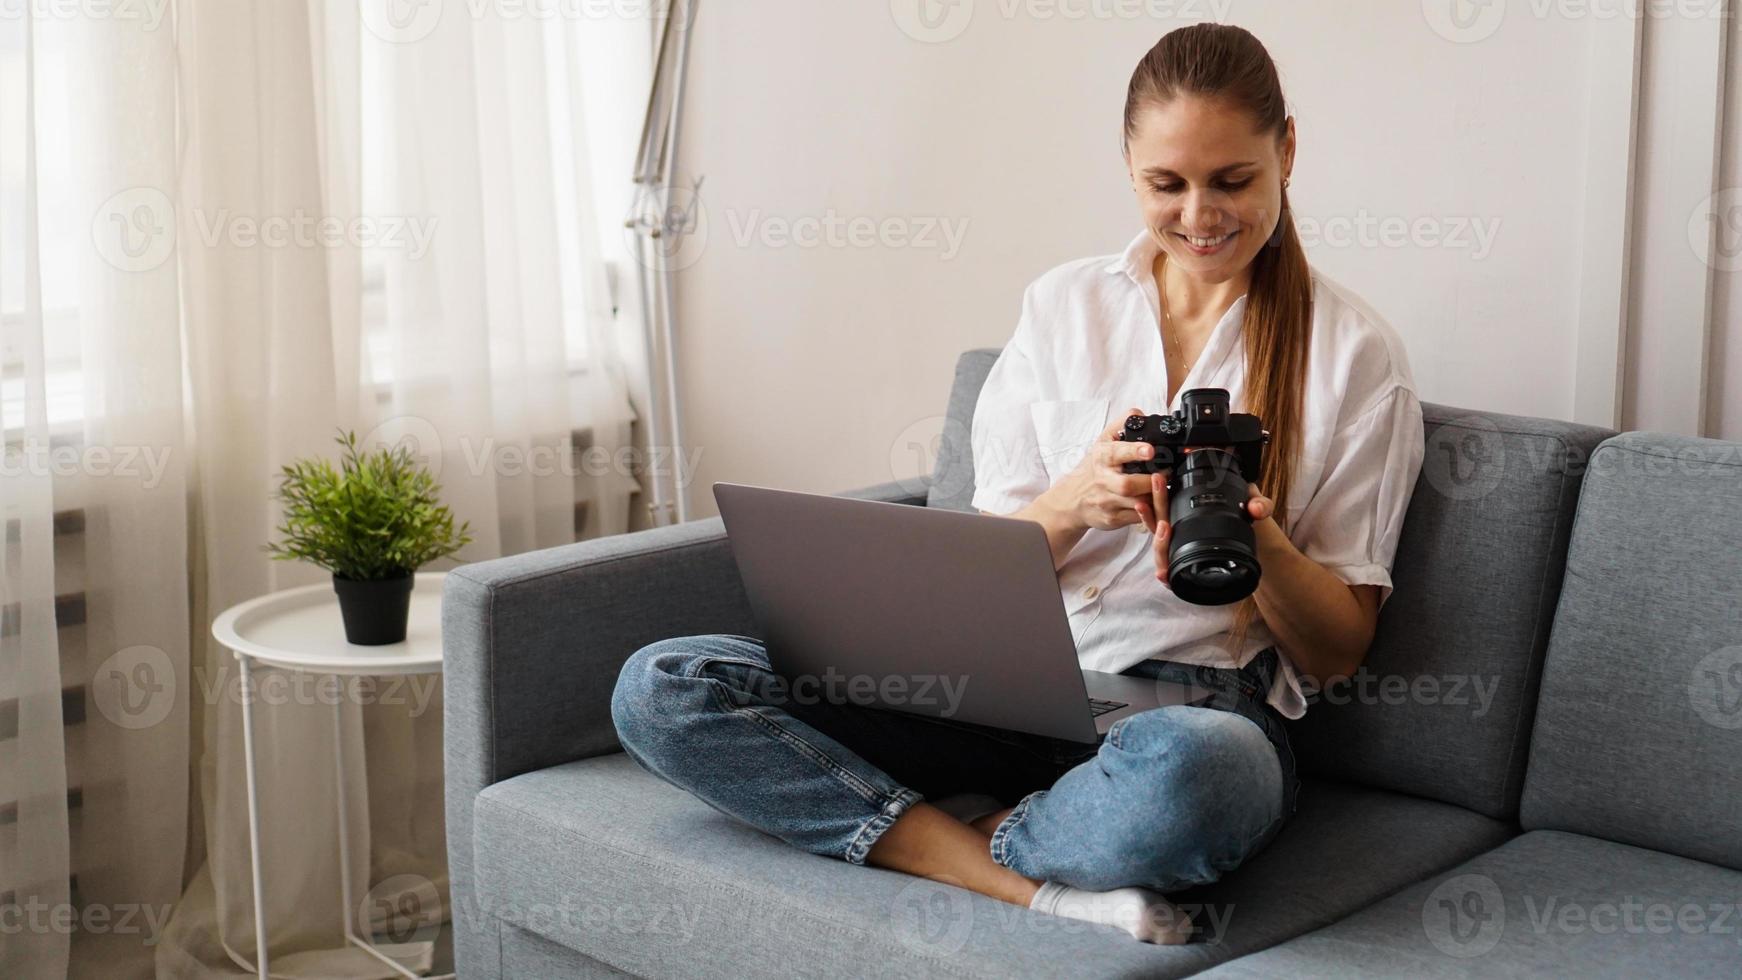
[1152,479,1278,588]
[1037,408,1165,533]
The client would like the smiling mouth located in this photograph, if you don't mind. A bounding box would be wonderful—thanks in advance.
[1175,231,1238,250]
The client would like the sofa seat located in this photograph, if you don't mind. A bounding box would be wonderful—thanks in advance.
[1200,830,1742,977]
[472,753,1513,979]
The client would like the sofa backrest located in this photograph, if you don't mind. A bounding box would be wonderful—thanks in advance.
[932,347,1615,820]
[927,349,1001,512]
[1286,406,1613,818]
[1520,432,1742,869]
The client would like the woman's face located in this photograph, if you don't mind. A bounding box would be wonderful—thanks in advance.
[1124,95,1295,286]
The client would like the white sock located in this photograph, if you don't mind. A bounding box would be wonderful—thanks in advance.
[1028,881,1194,944]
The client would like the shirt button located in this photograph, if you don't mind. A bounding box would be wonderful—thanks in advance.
[1080,585,1101,601]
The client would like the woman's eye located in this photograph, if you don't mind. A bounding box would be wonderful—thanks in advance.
[1149,179,1253,194]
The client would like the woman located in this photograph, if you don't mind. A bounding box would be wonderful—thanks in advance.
[612,24,1425,944]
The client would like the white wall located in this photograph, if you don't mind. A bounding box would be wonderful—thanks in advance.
[662,0,1739,520]
[1621,3,1733,436]
[1705,2,1740,439]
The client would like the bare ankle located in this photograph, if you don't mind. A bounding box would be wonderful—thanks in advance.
[969,806,1015,836]
[866,803,1040,907]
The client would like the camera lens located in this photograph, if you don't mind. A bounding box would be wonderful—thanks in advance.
[1170,551,1260,605]
[1197,563,1236,582]
[1166,449,1262,605]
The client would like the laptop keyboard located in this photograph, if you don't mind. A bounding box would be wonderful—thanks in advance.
[1088,698,1129,717]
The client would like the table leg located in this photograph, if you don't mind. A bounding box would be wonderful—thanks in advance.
[334,689,354,946]
[237,653,270,980]
[334,676,447,980]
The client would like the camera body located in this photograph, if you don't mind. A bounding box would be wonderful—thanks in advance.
[1114,388,1267,485]
[1114,388,1270,605]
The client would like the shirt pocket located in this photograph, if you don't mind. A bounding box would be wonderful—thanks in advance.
[1029,398,1111,486]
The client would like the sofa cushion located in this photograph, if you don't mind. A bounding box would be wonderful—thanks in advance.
[472,754,1511,979]
[1165,778,1514,973]
[1196,830,1742,978]
[1521,432,1742,869]
[1287,405,1614,818]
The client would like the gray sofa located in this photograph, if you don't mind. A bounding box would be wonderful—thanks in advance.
[443,349,1742,978]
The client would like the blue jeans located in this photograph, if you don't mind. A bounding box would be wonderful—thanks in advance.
[610,635,1299,893]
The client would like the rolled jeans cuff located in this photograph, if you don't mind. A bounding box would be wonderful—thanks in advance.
[987,790,1040,870]
[844,787,925,865]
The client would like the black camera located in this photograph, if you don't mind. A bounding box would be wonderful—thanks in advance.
[1114,388,1270,606]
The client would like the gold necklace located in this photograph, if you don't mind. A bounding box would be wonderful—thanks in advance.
[1159,259,1191,376]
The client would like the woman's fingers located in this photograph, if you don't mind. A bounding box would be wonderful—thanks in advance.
[1243,482,1273,521]
[1082,409,1173,535]
[1153,515,1170,586]
[1091,494,1150,530]
[1133,499,1155,534]
[1101,471,1155,498]
[1097,439,1156,469]
[1087,409,1159,532]
[1153,473,1171,586]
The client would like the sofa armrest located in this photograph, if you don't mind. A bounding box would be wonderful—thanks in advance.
[836,475,931,506]
[443,476,930,823]
[444,518,746,785]
[442,475,930,790]
[443,514,756,974]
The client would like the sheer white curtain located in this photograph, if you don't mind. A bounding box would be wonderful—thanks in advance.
[1,2,643,977]
[163,2,641,976]
[2,8,191,980]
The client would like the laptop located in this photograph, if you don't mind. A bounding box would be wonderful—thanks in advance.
[712,483,1210,743]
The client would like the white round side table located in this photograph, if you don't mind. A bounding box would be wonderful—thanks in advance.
[211,571,453,980]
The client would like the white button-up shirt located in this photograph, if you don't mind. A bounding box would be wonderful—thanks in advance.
[970,231,1426,719]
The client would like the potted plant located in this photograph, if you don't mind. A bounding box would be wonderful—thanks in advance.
[267,430,472,645]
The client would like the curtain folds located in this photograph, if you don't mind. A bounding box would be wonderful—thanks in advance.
[1,3,645,976]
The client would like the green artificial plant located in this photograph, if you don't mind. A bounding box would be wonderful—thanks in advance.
[267,430,472,581]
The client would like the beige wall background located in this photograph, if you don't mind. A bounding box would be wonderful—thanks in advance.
[652,0,1739,521]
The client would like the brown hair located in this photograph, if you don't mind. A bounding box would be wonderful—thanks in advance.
[1123,24,1313,662]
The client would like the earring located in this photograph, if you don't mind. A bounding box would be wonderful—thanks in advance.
[1283,176,1292,189]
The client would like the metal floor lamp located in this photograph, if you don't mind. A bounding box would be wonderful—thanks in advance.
[625,0,701,526]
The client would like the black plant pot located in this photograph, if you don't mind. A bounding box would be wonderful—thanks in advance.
[332,572,415,645]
